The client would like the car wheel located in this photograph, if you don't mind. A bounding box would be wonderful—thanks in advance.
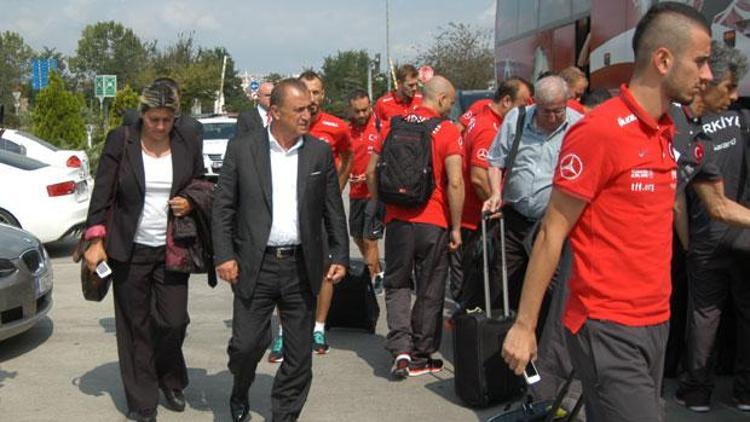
[0,208,20,228]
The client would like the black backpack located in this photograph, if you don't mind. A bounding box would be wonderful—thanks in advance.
[376,116,443,207]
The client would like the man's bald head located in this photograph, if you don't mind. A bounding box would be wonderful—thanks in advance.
[422,75,456,117]
[633,2,711,71]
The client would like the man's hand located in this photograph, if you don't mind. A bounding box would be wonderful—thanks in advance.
[482,193,503,218]
[501,321,537,375]
[169,196,192,217]
[217,259,239,284]
[84,238,107,273]
[325,264,347,284]
[448,228,462,252]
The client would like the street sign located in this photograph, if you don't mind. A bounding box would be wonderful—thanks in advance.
[95,75,117,98]
[249,80,260,91]
[31,58,59,90]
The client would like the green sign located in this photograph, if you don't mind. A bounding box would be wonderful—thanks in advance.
[94,75,117,98]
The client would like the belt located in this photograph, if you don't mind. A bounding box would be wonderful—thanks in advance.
[502,204,537,225]
[265,245,302,259]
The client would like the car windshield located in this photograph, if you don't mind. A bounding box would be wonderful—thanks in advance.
[0,150,49,170]
[202,123,236,140]
[16,130,60,151]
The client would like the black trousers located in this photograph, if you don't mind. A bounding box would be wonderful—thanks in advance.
[681,251,750,395]
[498,205,537,311]
[384,220,449,365]
[228,250,315,422]
[111,244,189,415]
[453,225,498,311]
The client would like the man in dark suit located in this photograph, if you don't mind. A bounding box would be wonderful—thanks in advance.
[212,78,349,422]
[235,81,274,137]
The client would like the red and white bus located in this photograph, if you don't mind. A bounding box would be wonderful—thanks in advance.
[495,0,750,96]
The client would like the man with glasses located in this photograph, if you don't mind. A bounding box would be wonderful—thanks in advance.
[236,81,274,136]
[484,75,582,312]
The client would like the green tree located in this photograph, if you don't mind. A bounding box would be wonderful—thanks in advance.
[108,85,140,129]
[320,50,387,118]
[70,21,155,92]
[0,31,35,127]
[32,72,87,150]
[415,22,494,90]
[265,72,286,84]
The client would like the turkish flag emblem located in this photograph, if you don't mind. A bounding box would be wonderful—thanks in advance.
[693,143,704,162]
[559,153,584,180]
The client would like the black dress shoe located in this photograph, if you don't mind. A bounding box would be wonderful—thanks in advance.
[230,397,251,422]
[161,388,186,412]
[127,409,157,422]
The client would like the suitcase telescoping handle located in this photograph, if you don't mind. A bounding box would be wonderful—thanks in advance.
[481,212,510,320]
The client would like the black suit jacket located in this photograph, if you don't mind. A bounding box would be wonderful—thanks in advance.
[212,128,349,299]
[235,107,265,138]
[85,122,204,262]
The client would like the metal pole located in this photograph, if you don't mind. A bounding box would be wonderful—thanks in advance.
[367,62,373,102]
[386,0,391,92]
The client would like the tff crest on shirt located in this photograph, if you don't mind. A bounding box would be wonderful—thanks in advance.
[559,153,583,180]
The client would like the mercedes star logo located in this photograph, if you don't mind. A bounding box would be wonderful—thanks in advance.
[559,153,583,180]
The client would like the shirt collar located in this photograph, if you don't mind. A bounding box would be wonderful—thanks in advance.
[619,84,674,134]
[268,126,304,153]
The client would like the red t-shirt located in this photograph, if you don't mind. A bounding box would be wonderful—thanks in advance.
[375,106,463,229]
[309,112,352,166]
[567,98,586,114]
[374,91,423,124]
[461,104,503,230]
[458,99,493,129]
[348,115,380,199]
[554,85,677,334]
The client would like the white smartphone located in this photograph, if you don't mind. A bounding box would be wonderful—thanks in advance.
[95,261,112,279]
[523,360,541,385]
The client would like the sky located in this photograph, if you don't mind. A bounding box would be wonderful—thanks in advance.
[3,0,496,76]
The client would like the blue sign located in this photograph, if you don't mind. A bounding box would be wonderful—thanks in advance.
[31,58,59,91]
[249,80,260,91]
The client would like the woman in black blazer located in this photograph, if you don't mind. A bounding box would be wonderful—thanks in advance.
[83,82,203,422]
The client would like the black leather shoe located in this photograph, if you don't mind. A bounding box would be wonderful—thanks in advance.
[161,388,186,412]
[229,399,251,422]
[127,409,157,422]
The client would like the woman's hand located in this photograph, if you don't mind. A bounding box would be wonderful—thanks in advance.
[84,239,107,273]
[169,196,192,217]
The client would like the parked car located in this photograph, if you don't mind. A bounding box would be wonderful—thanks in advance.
[0,150,90,243]
[0,224,53,342]
[0,128,92,182]
[198,115,237,178]
[448,89,495,122]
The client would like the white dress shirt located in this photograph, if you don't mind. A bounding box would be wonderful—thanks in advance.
[267,128,303,246]
[258,105,270,127]
[134,150,173,247]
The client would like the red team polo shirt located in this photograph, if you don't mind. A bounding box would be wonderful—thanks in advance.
[554,85,677,334]
[566,98,586,114]
[461,104,503,230]
[348,115,380,199]
[374,106,463,229]
[374,91,423,124]
[458,99,493,130]
[309,112,352,166]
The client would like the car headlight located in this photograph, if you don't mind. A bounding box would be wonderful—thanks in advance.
[0,258,17,278]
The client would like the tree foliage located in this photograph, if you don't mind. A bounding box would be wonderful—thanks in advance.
[415,23,494,90]
[0,31,34,127]
[320,50,387,118]
[108,84,140,130]
[32,72,86,149]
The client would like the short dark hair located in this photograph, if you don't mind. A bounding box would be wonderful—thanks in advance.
[270,78,310,108]
[580,89,613,108]
[298,70,323,83]
[348,89,370,103]
[396,64,418,83]
[494,77,531,102]
[632,2,710,66]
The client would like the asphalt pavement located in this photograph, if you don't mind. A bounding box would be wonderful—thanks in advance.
[0,235,748,421]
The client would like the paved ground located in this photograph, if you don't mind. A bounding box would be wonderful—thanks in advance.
[0,236,748,421]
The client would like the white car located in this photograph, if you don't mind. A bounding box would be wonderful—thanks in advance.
[198,115,237,178]
[0,150,90,243]
[0,128,92,182]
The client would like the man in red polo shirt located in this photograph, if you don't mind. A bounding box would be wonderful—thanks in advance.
[500,3,713,421]
[455,98,492,133]
[559,66,588,114]
[366,75,464,379]
[450,77,532,307]
[347,89,384,293]
[374,64,423,126]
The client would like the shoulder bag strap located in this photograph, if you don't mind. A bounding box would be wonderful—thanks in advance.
[501,106,526,201]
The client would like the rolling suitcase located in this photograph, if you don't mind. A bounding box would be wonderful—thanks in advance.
[325,259,380,333]
[453,213,525,407]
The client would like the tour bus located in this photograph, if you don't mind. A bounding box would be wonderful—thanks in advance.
[495,0,750,98]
